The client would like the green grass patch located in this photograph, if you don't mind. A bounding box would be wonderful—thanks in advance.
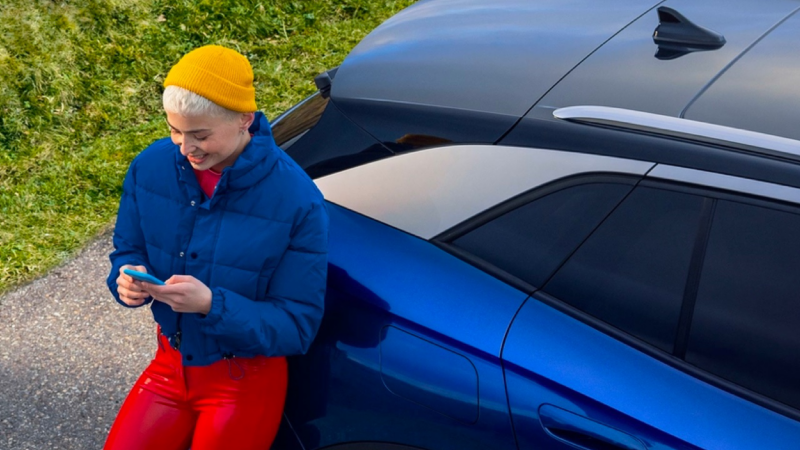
[0,0,415,295]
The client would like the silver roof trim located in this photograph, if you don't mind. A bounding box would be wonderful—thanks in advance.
[554,106,800,163]
[648,165,800,205]
[315,145,654,239]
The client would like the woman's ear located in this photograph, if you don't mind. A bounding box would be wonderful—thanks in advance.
[240,112,255,132]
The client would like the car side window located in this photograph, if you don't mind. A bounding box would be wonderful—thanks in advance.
[451,182,633,288]
[275,95,393,179]
[686,200,800,410]
[272,92,328,149]
[544,187,706,353]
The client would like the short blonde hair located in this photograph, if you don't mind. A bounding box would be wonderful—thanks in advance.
[162,85,242,121]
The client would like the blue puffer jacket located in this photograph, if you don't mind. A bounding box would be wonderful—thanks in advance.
[107,112,329,366]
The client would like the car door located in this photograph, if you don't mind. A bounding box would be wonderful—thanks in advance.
[495,171,800,449]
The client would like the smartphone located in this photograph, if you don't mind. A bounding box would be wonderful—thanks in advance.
[123,268,166,286]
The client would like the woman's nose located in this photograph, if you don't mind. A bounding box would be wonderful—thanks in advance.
[179,142,194,155]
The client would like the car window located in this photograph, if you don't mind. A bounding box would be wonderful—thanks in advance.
[686,200,800,410]
[271,92,328,149]
[544,187,706,353]
[274,94,393,179]
[451,182,633,288]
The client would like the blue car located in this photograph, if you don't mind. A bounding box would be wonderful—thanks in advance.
[269,0,800,449]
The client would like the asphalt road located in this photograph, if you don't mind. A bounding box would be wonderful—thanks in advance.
[0,232,154,449]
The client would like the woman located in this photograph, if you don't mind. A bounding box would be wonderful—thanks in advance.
[104,45,329,450]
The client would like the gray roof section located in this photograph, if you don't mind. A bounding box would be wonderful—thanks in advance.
[683,8,800,140]
[537,0,800,117]
[331,0,660,117]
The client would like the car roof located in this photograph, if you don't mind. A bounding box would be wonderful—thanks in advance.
[332,0,661,117]
[330,0,663,143]
[330,0,800,144]
[539,0,800,140]
[682,10,800,141]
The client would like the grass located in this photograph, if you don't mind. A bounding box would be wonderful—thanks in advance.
[0,0,416,295]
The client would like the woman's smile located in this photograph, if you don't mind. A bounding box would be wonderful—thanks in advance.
[187,153,208,164]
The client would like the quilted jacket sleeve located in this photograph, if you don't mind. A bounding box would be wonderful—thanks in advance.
[106,161,155,308]
[200,201,329,356]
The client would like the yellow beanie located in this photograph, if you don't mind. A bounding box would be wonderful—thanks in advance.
[163,45,257,113]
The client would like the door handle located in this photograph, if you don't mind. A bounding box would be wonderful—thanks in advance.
[539,404,646,450]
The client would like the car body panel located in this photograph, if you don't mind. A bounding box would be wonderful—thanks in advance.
[503,294,800,450]
[537,0,800,117]
[683,9,800,140]
[331,0,662,143]
[283,203,526,449]
[380,325,479,424]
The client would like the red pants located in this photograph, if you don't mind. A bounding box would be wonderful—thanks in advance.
[104,331,287,450]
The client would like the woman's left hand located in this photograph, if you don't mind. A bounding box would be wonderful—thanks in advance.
[143,275,212,314]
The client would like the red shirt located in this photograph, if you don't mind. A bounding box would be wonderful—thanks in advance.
[194,168,222,199]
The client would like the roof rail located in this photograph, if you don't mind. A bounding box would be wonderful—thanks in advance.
[553,106,800,163]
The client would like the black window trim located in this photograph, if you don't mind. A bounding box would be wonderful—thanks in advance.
[432,241,538,294]
[673,197,715,359]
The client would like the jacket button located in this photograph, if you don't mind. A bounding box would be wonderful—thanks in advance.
[190,201,196,206]
[190,252,198,259]
[186,354,193,361]
[179,252,185,258]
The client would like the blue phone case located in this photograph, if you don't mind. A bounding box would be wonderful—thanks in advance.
[123,269,166,285]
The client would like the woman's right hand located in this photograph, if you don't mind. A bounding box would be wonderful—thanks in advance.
[117,265,151,306]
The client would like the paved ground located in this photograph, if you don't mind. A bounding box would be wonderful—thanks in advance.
[0,232,154,450]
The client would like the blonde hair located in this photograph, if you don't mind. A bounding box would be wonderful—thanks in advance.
[162,85,242,121]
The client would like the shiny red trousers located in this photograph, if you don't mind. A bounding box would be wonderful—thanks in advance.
[104,331,287,450]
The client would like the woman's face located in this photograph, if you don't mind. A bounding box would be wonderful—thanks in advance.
[166,111,253,172]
